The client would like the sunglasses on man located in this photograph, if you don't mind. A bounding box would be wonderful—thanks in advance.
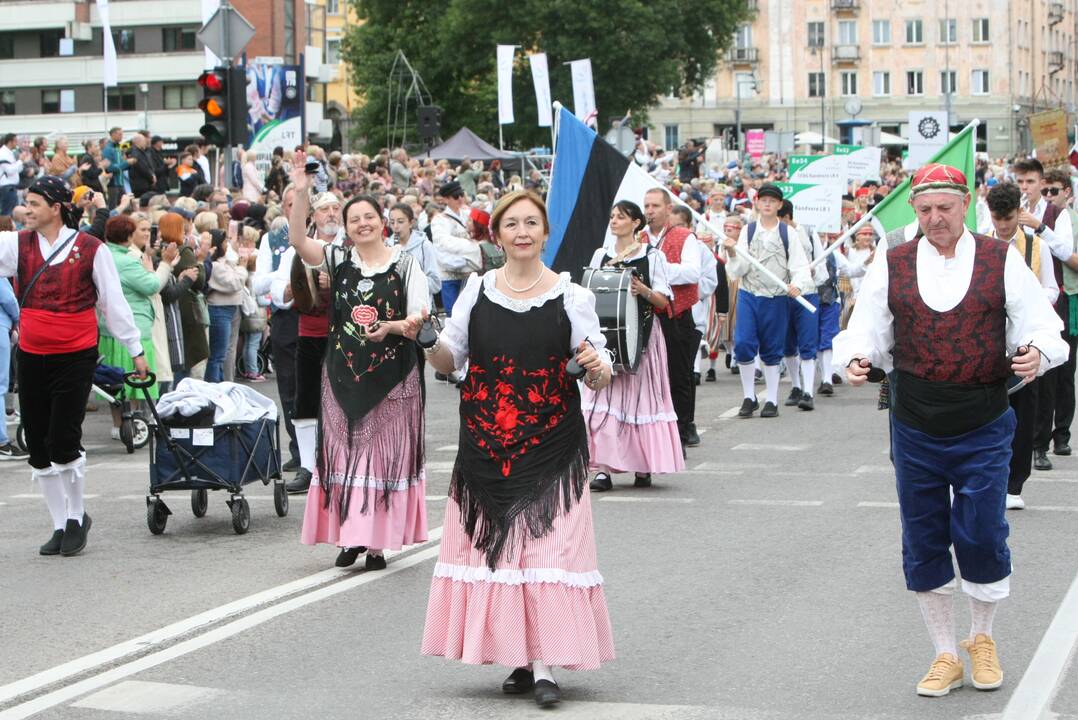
[1041,187,1063,197]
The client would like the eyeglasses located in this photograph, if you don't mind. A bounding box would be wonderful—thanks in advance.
[1042,187,1063,197]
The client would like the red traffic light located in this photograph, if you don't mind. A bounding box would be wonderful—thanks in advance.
[198,70,225,93]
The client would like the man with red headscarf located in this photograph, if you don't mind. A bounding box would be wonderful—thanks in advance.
[834,163,1068,698]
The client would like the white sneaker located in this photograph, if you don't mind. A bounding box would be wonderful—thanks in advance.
[1006,493,1026,510]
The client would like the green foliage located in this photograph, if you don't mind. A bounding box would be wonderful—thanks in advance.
[342,0,752,152]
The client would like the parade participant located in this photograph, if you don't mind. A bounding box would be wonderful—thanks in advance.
[985,182,1058,510]
[642,188,702,447]
[271,191,344,495]
[584,200,682,492]
[0,176,148,556]
[814,231,845,397]
[288,151,428,571]
[716,213,743,375]
[421,190,614,708]
[1042,168,1078,462]
[722,184,811,418]
[430,181,480,315]
[835,163,1068,698]
[776,201,826,411]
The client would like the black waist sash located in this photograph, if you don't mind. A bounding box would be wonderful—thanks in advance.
[892,370,1008,437]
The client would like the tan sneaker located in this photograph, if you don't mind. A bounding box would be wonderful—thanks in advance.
[961,634,1003,690]
[916,653,964,697]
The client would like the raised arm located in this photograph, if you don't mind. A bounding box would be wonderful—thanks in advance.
[286,149,325,267]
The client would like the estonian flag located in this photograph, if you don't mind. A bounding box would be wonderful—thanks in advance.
[544,107,679,278]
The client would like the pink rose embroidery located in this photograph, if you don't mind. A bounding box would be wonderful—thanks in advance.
[351,304,378,328]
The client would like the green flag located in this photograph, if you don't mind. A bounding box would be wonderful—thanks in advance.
[870,122,978,233]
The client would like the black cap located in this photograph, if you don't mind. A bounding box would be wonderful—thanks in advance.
[757,183,784,201]
[437,181,464,198]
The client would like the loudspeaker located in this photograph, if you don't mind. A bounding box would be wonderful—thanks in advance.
[417,105,442,139]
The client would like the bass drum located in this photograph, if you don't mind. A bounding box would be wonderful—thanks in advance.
[581,267,642,373]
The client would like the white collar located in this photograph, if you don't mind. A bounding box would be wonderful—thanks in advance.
[918,228,974,260]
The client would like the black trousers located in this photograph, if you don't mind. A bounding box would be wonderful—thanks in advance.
[1034,332,1078,451]
[1008,379,1038,495]
[17,346,97,470]
[270,309,299,463]
[294,335,328,420]
[659,310,699,440]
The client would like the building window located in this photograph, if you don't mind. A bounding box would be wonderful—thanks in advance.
[664,124,679,149]
[39,30,64,57]
[938,18,957,44]
[873,71,891,96]
[162,27,197,52]
[838,20,857,45]
[0,34,13,60]
[808,72,826,97]
[107,86,137,111]
[0,90,14,115]
[807,21,825,48]
[841,71,857,96]
[327,0,340,13]
[41,89,61,114]
[940,70,956,95]
[972,18,990,43]
[872,20,891,45]
[906,70,924,95]
[163,84,199,109]
[971,69,990,95]
[735,23,753,49]
[326,38,341,65]
[112,30,136,54]
[905,19,923,44]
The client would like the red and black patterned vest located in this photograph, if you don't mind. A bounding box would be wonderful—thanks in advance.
[657,226,699,317]
[1042,202,1068,317]
[16,229,101,354]
[888,234,1010,385]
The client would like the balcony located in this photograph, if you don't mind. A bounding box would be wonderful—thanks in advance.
[1048,1,1064,26]
[832,45,861,63]
[1048,50,1065,75]
[831,0,860,12]
[727,47,759,65]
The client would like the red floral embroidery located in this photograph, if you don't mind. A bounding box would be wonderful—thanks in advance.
[351,304,378,328]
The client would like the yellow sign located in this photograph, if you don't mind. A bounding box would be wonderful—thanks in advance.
[1029,109,1070,167]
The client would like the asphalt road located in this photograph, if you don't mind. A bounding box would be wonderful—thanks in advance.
[1,364,1077,720]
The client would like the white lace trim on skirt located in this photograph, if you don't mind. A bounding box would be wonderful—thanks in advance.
[432,562,604,588]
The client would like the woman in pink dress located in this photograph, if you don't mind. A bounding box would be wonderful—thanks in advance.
[286,151,429,570]
[584,200,684,491]
[421,190,615,708]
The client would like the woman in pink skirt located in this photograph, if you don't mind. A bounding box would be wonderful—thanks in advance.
[584,200,684,491]
[287,151,429,571]
[421,190,615,708]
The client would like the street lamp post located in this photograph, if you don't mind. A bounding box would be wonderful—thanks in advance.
[735,76,757,157]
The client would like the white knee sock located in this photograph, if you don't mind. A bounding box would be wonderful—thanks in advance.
[801,358,816,395]
[762,364,781,405]
[819,349,833,382]
[54,456,87,523]
[917,591,957,657]
[969,597,998,639]
[36,470,67,531]
[784,356,801,389]
[738,363,756,400]
[293,419,317,472]
[531,660,556,684]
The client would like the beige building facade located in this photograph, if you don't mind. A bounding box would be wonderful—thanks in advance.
[648,0,1078,157]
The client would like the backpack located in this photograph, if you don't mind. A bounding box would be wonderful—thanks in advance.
[746,221,789,258]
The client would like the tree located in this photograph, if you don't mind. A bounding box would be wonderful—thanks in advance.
[343,0,752,152]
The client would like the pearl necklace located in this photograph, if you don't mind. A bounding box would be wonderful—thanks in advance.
[501,266,545,294]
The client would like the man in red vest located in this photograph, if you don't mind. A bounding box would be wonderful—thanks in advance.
[836,163,1067,698]
[0,176,147,557]
[642,188,701,449]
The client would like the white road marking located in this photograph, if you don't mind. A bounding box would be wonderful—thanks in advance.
[694,461,767,470]
[425,461,455,472]
[718,406,742,419]
[435,444,458,452]
[858,501,899,509]
[1029,477,1078,484]
[0,537,444,720]
[854,465,893,474]
[0,528,443,708]
[72,680,222,713]
[1027,505,1078,512]
[731,443,809,451]
[9,494,99,500]
[424,495,448,502]
[695,427,709,436]
[727,499,823,507]
[678,469,744,476]
[599,497,696,504]
[1002,567,1078,720]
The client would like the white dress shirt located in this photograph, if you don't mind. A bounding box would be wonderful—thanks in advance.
[253,230,293,309]
[643,225,702,286]
[0,145,22,187]
[1029,196,1075,262]
[725,220,813,298]
[986,228,1059,306]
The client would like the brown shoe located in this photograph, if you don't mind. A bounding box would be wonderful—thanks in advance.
[916,653,964,697]
[960,634,1003,690]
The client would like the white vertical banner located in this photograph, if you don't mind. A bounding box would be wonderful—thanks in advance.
[96,0,117,87]
[202,0,221,69]
[568,59,596,123]
[496,44,517,125]
[529,53,552,128]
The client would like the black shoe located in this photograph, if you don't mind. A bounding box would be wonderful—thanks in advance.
[731,363,740,375]
[533,679,561,708]
[335,546,366,567]
[817,382,834,396]
[365,553,387,570]
[502,667,535,694]
[686,423,701,447]
[589,472,613,492]
[286,468,312,494]
[693,372,701,386]
[760,401,779,418]
[282,457,300,472]
[634,473,652,488]
[784,387,803,406]
[39,529,64,556]
[737,397,759,418]
[1054,442,1072,456]
[434,372,448,382]
[1034,449,1053,471]
[798,393,815,411]
[832,373,844,385]
[59,514,91,557]
[705,369,716,382]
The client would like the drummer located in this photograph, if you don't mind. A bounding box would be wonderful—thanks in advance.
[583,200,684,492]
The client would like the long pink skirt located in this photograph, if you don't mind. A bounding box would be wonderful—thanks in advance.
[581,322,685,475]
[421,488,615,671]
[300,368,428,550]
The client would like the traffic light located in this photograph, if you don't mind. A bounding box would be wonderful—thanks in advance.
[197,66,248,147]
